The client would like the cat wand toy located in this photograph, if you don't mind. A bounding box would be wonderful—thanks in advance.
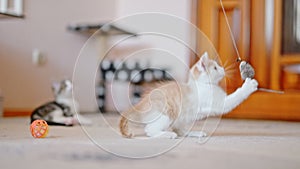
[219,0,284,94]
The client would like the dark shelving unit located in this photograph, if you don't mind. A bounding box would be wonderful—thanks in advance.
[67,23,137,36]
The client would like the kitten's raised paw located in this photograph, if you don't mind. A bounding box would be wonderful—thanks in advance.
[187,131,207,138]
[242,78,258,93]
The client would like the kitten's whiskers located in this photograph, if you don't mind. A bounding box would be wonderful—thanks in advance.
[224,61,238,80]
[225,69,237,78]
[224,62,237,72]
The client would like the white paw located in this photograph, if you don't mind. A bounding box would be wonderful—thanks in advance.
[242,78,258,93]
[64,117,75,125]
[162,132,178,139]
[152,131,178,139]
[187,131,207,138]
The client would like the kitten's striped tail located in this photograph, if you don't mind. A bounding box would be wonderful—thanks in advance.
[119,112,134,138]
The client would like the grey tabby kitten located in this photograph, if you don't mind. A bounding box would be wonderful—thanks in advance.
[31,80,91,126]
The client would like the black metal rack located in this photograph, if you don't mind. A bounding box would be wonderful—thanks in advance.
[67,23,137,36]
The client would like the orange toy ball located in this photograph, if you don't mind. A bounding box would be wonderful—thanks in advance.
[30,120,49,138]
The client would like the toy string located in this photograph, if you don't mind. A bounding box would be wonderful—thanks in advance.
[219,0,284,94]
[219,0,242,62]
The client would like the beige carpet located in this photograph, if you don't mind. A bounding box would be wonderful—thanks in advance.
[0,114,300,169]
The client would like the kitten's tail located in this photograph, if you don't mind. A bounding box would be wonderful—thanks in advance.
[119,111,134,138]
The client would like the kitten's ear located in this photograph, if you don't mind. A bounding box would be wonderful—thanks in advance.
[196,52,209,71]
[191,52,209,78]
[64,79,72,87]
[52,82,60,96]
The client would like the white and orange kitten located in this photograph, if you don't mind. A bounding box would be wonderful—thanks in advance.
[120,52,258,138]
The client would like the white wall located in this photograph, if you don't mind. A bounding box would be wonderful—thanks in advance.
[0,0,117,111]
[114,0,192,81]
[116,0,191,19]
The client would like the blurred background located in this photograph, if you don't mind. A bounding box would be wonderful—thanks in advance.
[0,0,299,121]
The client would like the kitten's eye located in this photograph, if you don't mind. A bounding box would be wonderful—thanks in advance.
[214,66,217,70]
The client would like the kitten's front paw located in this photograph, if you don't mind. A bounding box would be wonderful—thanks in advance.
[242,78,258,94]
[154,131,178,139]
[64,117,75,126]
[163,132,178,139]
